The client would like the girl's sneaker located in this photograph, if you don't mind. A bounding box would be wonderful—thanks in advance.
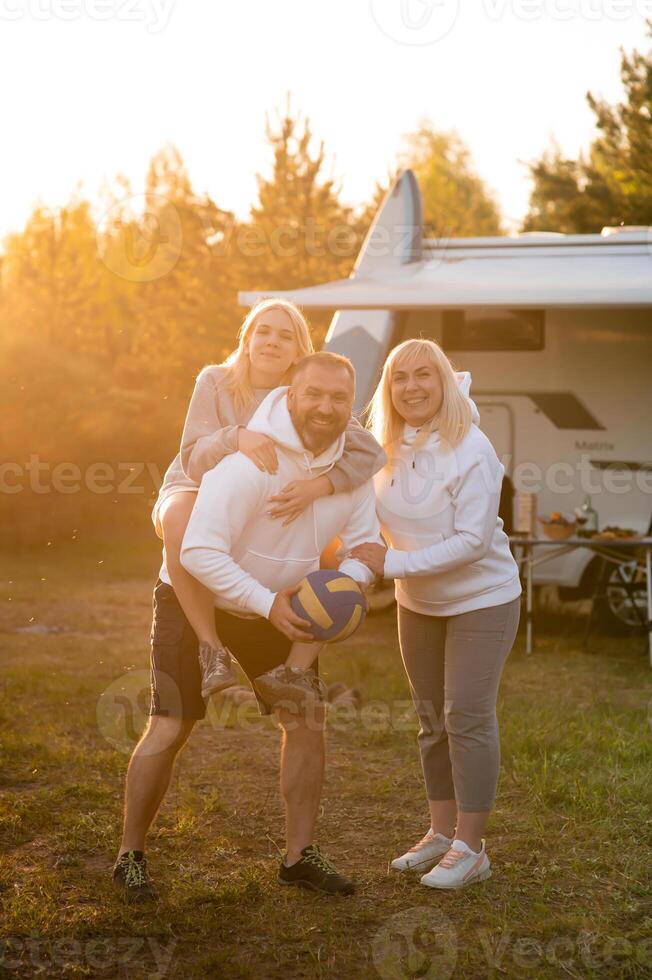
[253,665,326,709]
[199,642,236,697]
[390,829,453,872]
[420,839,491,890]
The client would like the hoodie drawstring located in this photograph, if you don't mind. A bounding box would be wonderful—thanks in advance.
[303,452,321,557]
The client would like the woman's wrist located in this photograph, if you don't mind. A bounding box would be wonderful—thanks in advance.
[313,474,334,498]
[322,475,335,496]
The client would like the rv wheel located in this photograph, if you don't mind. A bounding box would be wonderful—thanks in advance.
[596,561,647,635]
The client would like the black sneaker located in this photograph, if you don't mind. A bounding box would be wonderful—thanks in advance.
[278,845,355,896]
[113,850,158,902]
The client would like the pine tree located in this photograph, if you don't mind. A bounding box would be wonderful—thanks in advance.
[401,123,503,238]
[523,24,652,232]
[109,144,240,390]
[243,100,362,295]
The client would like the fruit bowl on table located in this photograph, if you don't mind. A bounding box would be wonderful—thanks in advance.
[538,513,576,540]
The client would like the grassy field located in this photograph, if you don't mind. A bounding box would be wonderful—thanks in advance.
[1,535,651,979]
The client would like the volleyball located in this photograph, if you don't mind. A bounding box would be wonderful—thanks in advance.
[291,570,366,643]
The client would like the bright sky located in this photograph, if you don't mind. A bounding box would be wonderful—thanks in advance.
[0,0,649,242]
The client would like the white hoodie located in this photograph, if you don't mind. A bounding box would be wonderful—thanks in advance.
[377,373,521,617]
[178,388,383,619]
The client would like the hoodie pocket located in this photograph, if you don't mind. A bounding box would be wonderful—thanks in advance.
[245,548,320,585]
[390,529,445,552]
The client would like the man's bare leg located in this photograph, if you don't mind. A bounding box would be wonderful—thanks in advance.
[276,703,355,894]
[118,716,195,856]
[277,704,325,863]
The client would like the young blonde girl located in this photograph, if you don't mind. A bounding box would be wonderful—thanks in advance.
[153,298,385,702]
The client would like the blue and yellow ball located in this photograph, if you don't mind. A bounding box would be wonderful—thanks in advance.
[291,569,366,643]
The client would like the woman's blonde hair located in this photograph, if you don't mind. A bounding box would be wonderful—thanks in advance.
[222,298,313,414]
[367,338,473,456]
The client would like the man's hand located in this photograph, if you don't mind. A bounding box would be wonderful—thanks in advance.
[349,542,387,578]
[268,585,315,642]
[267,476,333,526]
[237,429,279,474]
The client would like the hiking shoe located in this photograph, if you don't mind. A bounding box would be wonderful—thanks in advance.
[390,828,453,872]
[113,851,158,902]
[254,665,326,710]
[420,839,491,890]
[199,642,237,698]
[278,845,355,896]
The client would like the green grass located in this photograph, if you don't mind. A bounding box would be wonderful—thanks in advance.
[1,535,651,979]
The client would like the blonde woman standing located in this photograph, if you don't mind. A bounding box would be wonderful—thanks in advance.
[351,339,521,891]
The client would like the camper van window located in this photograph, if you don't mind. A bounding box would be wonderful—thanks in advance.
[441,309,545,351]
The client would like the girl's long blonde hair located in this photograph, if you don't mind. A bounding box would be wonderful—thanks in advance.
[222,298,313,415]
[367,338,473,456]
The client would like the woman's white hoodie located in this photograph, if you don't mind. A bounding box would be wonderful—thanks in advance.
[377,373,521,617]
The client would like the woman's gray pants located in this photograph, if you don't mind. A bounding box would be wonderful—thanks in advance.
[397,598,520,812]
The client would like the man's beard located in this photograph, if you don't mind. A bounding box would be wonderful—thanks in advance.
[294,413,342,455]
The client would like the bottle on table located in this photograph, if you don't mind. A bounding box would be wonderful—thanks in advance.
[580,495,599,533]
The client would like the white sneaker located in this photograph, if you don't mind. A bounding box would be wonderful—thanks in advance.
[420,838,491,890]
[390,829,453,872]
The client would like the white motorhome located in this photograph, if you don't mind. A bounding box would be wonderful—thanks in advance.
[240,171,652,631]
